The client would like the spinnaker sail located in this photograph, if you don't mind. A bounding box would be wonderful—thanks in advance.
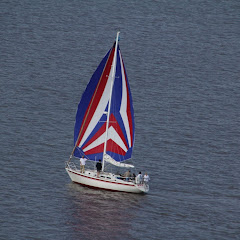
[73,35,135,167]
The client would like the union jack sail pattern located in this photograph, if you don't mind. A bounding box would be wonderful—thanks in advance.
[74,42,135,163]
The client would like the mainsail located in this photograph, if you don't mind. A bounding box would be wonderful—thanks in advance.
[73,34,135,167]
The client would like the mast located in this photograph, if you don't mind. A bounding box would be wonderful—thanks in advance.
[102,31,120,171]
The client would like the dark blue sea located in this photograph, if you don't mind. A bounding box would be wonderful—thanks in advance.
[1,0,240,239]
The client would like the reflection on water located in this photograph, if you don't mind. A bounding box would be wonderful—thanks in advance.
[66,183,146,240]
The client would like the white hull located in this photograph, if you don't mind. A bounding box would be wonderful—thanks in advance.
[65,166,149,194]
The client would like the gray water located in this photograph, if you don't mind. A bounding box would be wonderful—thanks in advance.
[1,0,240,239]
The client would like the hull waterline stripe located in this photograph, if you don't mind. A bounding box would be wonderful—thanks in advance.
[72,181,139,193]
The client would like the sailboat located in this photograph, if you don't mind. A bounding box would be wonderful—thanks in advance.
[65,32,149,194]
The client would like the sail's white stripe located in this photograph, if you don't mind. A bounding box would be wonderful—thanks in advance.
[79,67,114,147]
[119,52,131,147]
[108,126,128,152]
[83,132,105,152]
[83,126,127,153]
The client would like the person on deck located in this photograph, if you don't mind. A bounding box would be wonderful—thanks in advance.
[124,170,131,181]
[143,173,150,184]
[96,159,102,178]
[80,156,87,173]
[136,172,143,184]
[132,173,136,182]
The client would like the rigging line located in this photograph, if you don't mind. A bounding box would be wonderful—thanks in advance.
[68,44,115,163]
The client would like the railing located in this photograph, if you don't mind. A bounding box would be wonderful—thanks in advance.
[65,161,77,170]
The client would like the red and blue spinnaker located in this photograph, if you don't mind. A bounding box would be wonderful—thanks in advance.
[73,41,135,164]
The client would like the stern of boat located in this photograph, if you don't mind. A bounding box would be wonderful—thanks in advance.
[136,183,149,193]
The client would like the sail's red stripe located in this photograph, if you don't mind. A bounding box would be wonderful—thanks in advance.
[106,139,126,155]
[82,122,106,150]
[85,139,126,156]
[84,143,104,156]
[77,46,115,147]
[82,114,128,153]
[108,114,128,150]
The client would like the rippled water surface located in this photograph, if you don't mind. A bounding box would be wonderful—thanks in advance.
[1,0,240,239]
